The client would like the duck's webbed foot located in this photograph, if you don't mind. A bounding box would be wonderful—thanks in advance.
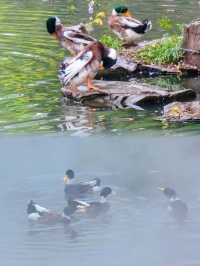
[87,78,107,94]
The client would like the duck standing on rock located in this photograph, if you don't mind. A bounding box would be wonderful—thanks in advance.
[158,187,188,223]
[64,169,101,200]
[46,16,96,55]
[108,6,152,46]
[59,41,117,96]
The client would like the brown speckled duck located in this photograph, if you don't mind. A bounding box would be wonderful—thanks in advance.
[46,16,96,55]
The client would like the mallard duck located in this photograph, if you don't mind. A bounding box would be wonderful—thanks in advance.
[108,6,152,46]
[158,187,188,223]
[46,16,96,55]
[71,187,112,217]
[59,41,117,95]
[63,198,83,217]
[27,200,71,225]
[64,169,101,199]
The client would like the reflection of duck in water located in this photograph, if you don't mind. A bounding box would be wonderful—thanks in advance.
[158,187,188,223]
[27,200,71,225]
[64,169,101,199]
[108,6,152,46]
[59,41,117,96]
[46,16,96,55]
[72,187,112,217]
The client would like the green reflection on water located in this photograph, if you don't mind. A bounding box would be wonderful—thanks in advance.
[1,0,200,134]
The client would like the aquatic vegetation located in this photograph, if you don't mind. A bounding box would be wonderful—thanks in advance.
[100,34,122,50]
[135,35,183,65]
[158,16,174,32]
[134,16,185,65]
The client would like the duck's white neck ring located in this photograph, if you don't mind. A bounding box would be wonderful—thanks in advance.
[100,196,106,203]
[112,9,118,16]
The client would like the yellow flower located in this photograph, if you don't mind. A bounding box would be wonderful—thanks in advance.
[93,17,103,26]
[96,11,106,18]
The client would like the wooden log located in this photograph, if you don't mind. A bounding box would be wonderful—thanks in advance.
[163,101,200,122]
[61,80,196,109]
[183,20,200,69]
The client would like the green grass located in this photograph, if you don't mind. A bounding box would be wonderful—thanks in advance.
[100,34,122,50]
[135,35,183,65]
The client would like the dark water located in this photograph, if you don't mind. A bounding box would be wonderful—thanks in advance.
[1,0,200,134]
[1,135,200,266]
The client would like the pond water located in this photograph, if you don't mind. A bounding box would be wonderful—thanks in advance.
[1,135,200,266]
[1,0,200,134]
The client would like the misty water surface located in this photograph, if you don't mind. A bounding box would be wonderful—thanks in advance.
[1,135,200,266]
[1,1,200,266]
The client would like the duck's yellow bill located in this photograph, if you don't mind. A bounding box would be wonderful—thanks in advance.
[124,11,132,17]
[64,175,69,184]
[52,33,59,40]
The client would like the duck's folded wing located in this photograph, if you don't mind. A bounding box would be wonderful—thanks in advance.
[34,204,50,213]
[119,17,151,34]
[65,24,87,33]
[63,50,93,85]
[64,31,96,45]
[73,199,90,207]
[81,179,97,186]
[119,17,142,28]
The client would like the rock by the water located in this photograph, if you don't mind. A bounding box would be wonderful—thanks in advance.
[163,101,200,122]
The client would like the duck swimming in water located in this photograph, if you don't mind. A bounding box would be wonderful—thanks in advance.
[59,41,117,95]
[158,187,188,223]
[64,169,101,199]
[27,200,71,225]
[108,6,152,46]
[71,187,112,217]
[46,16,96,55]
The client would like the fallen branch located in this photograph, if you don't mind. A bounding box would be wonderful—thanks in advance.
[61,80,196,109]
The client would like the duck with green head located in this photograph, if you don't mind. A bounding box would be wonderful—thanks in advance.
[69,186,113,217]
[63,169,102,199]
[158,187,188,223]
[108,5,152,46]
[27,200,71,225]
[46,16,96,55]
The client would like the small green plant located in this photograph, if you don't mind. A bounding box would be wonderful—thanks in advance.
[136,35,183,65]
[159,17,173,32]
[158,16,184,35]
[100,34,122,50]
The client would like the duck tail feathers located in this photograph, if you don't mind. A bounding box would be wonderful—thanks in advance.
[86,177,101,188]
[143,19,152,32]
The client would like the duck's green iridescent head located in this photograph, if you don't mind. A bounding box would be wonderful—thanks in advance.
[46,16,61,34]
[115,6,128,14]
[112,6,132,17]
[64,169,75,184]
